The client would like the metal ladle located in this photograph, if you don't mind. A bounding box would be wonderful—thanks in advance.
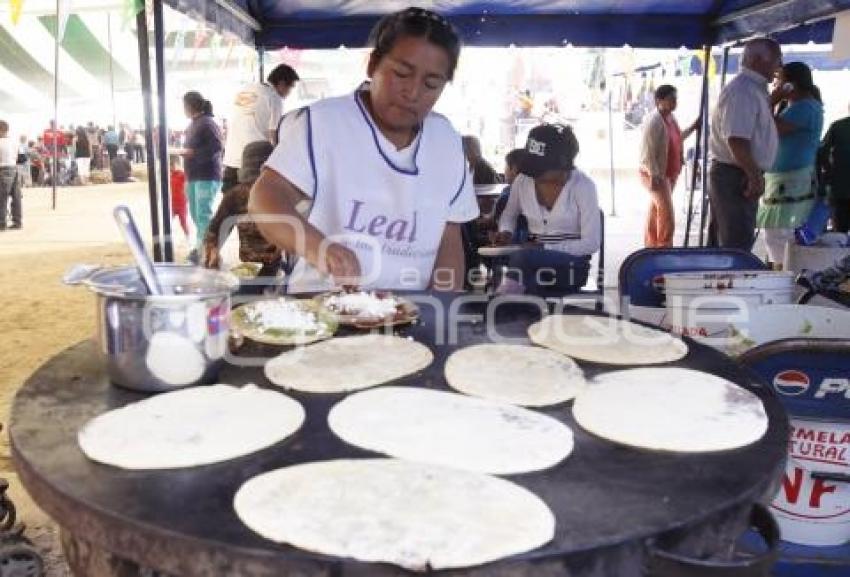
[113,205,163,295]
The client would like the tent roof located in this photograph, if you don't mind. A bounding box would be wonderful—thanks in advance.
[178,0,850,49]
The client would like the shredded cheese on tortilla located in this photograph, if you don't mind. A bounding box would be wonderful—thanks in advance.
[325,292,399,319]
[243,299,321,332]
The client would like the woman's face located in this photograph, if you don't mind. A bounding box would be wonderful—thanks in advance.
[367,35,450,132]
[657,93,677,114]
[183,102,193,119]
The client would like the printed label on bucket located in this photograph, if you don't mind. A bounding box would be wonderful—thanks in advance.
[771,418,850,546]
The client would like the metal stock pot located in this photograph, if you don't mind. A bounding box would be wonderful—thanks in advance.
[66,264,236,392]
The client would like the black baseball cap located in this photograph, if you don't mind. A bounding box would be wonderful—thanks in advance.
[518,123,579,178]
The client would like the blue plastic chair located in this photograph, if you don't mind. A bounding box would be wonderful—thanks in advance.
[618,247,767,308]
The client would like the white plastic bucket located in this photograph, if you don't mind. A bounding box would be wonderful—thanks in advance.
[785,243,850,274]
[724,304,850,357]
[662,271,795,348]
[771,417,850,546]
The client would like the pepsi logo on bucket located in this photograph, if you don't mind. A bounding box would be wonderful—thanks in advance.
[772,370,850,404]
[773,370,810,396]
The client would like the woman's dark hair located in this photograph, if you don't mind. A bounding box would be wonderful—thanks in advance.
[505,148,525,169]
[560,125,580,169]
[267,64,299,87]
[368,7,462,81]
[654,84,677,101]
[183,91,213,116]
[783,61,822,103]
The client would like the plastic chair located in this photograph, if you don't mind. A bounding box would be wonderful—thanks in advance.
[618,247,767,308]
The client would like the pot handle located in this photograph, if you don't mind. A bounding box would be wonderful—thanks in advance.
[645,503,779,577]
[62,264,102,286]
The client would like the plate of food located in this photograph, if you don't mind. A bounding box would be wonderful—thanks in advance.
[230,262,264,280]
[314,290,419,329]
[231,298,338,345]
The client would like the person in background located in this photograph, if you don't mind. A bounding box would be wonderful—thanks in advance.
[86,122,101,170]
[123,126,135,160]
[103,126,119,161]
[133,129,145,164]
[493,124,601,296]
[223,64,299,193]
[16,135,31,188]
[819,105,850,233]
[490,148,528,242]
[639,84,700,247]
[707,38,782,251]
[74,126,92,184]
[181,91,224,263]
[462,135,499,185]
[28,139,45,186]
[204,141,282,291]
[110,150,132,183]
[42,120,67,161]
[169,155,189,240]
[0,120,23,230]
[757,62,824,264]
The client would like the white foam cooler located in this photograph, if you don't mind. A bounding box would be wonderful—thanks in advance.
[661,270,795,348]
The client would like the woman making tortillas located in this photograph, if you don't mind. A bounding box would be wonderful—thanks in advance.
[249,7,478,292]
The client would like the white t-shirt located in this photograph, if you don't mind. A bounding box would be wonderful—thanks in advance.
[0,136,15,167]
[265,86,478,292]
[498,170,600,256]
[223,82,282,169]
[709,67,779,171]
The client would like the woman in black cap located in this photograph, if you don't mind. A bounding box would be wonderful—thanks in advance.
[492,123,601,296]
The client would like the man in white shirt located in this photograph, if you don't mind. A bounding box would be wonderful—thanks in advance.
[494,123,601,296]
[222,64,299,192]
[0,120,23,230]
[708,38,782,250]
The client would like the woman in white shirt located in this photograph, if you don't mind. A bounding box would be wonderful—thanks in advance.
[248,8,478,292]
[494,123,601,296]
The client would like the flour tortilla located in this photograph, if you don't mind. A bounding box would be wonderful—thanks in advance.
[528,314,688,365]
[445,344,586,407]
[234,458,555,571]
[264,334,433,393]
[573,368,768,452]
[328,386,573,474]
[78,384,305,469]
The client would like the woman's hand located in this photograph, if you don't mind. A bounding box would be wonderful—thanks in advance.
[319,242,361,286]
[203,242,220,269]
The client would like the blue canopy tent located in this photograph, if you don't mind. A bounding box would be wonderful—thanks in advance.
[137,0,850,260]
[169,0,849,49]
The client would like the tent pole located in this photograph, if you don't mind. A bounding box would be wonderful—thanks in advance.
[136,3,164,262]
[683,45,711,247]
[258,46,265,82]
[698,77,711,247]
[698,46,730,246]
[607,89,616,217]
[107,13,117,130]
[153,0,173,262]
[51,0,59,211]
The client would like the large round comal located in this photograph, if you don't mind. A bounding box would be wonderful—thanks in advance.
[84,264,235,391]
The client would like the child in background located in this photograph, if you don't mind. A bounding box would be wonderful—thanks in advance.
[169,155,189,240]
